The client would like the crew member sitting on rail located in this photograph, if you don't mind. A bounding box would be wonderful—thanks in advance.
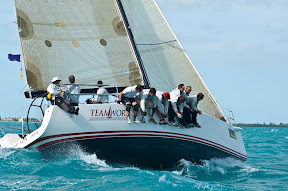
[182,86,193,127]
[118,85,143,123]
[139,88,158,124]
[90,81,109,104]
[66,75,81,106]
[47,77,79,115]
[168,84,185,127]
[154,91,170,124]
[186,93,204,128]
[168,95,186,127]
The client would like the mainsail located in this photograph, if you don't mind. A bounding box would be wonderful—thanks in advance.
[15,0,143,90]
[15,0,225,120]
[120,0,225,119]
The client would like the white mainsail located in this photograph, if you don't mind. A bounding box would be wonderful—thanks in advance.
[120,0,225,119]
[15,0,143,90]
[15,0,225,120]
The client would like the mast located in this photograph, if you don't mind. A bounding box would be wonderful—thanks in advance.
[115,0,150,88]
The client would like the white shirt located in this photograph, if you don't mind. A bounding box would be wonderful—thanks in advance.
[47,84,66,99]
[187,95,199,111]
[92,87,109,103]
[122,85,138,98]
[169,88,181,103]
[169,88,185,113]
[67,84,81,103]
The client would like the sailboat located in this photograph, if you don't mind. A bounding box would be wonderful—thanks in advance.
[0,0,246,169]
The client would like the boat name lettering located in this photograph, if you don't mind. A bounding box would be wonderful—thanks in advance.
[90,107,125,117]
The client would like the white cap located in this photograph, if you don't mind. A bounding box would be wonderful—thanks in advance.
[51,77,61,83]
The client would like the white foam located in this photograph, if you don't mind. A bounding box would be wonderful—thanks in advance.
[172,159,195,178]
[173,157,262,177]
[57,142,110,168]
[0,148,15,159]
[159,174,166,182]
[201,157,262,175]
[240,166,260,173]
[79,153,108,167]
[172,168,184,176]
[158,174,178,187]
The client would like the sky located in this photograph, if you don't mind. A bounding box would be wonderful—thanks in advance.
[0,0,287,123]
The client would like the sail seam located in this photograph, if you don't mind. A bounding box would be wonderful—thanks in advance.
[115,0,151,88]
[153,0,226,119]
[121,2,173,90]
[136,40,177,46]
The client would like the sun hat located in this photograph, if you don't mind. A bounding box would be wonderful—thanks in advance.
[51,77,61,83]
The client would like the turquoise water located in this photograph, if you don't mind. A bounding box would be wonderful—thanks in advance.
[0,122,287,190]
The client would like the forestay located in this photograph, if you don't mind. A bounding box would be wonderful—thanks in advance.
[120,0,225,120]
[15,0,143,91]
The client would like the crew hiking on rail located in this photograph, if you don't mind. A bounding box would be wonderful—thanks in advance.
[47,78,204,128]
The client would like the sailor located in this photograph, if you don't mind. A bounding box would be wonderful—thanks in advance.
[47,77,79,115]
[139,88,158,124]
[154,91,170,124]
[66,75,81,106]
[90,81,109,104]
[47,77,65,101]
[168,95,186,127]
[168,84,186,126]
[186,93,204,128]
[182,86,193,127]
[118,85,143,123]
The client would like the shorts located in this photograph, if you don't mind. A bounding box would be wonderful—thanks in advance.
[121,97,136,105]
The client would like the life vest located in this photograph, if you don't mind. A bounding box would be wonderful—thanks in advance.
[47,93,52,100]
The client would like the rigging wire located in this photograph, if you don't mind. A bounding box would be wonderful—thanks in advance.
[18,84,27,95]
[7,103,30,117]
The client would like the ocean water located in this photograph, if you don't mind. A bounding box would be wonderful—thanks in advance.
[0,122,287,191]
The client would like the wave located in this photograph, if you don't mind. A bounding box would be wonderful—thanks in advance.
[172,157,260,180]
[0,148,16,159]
[270,129,279,132]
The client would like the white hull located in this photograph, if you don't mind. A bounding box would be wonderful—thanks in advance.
[0,104,247,169]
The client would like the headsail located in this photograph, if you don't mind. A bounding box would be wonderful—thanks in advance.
[15,0,143,90]
[120,0,225,119]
